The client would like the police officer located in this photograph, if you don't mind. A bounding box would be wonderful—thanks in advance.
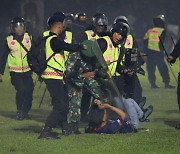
[0,17,34,120]
[167,39,180,129]
[113,16,145,105]
[74,12,88,29]
[85,13,108,39]
[85,22,130,132]
[143,15,175,88]
[38,13,86,139]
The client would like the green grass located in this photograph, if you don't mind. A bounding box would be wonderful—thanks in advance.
[0,62,180,154]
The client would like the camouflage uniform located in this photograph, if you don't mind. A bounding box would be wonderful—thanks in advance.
[65,52,109,123]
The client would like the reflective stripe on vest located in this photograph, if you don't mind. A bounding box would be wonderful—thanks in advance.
[147,27,164,51]
[64,31,73,62]
[41,35,65,80]
[103,36,120,77]
[85,30,100,40]
[6,33,31,73]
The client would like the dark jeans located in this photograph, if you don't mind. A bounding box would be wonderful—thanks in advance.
[44,79,68,128]
[10,71,34,113]
[146,51,170,86]
[81,87,91,118]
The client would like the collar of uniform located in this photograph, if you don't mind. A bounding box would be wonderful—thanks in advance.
[49,32,57,36]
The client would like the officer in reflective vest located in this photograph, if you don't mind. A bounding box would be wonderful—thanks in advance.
[43,14,73,62]
[0,17,34,120]
[96,22,130,78]
[143,15,175,88]
[38,13,86,139]
[85,13,108,40]
[113,16,145,105]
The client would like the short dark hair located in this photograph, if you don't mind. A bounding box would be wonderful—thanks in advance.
[47,14,65,27]
[89,104,105,128]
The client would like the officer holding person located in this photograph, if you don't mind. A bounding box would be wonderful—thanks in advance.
[0,17,34,120]
[113,16,145,105]
[143,15,175,88]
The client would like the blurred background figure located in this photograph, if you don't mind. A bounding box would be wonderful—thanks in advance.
[143,15,175,89]
[74,12,88,29]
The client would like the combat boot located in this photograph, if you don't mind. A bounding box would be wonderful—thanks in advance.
[38,126,60,139]
[70,122,81,134]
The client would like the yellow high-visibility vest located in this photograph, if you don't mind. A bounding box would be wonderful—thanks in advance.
[85,30,100,40]
[102,36,120,77]
[6,33,32,73]
[41,35,65,80]
[144,27,164,51]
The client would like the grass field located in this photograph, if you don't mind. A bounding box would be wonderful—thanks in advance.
[0,62,179,154]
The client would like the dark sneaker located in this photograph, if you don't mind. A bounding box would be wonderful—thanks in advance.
[175,124,180,129]
[139,97,146,109]
[151,84,160,88]
[38,127,60,139]
[140,105,153,122]
[165,84,175,89]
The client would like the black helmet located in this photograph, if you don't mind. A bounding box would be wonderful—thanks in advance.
[53,11,65,16]
[153,14,165,27]
[92,13,108,27]
[65,13,75,22]
[75,12,87,22]
[114,16,129,25]
[110,22,130,38]
[47,13,65,27]
[11,17,25,27]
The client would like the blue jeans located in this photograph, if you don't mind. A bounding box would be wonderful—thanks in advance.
[113,97,143,129]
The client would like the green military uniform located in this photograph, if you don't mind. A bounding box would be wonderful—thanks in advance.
[66,51,109,123]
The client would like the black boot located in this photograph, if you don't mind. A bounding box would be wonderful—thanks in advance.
[176,124,180,129]
[62,122,71,136]
[151,84,160,88]
[70,122,81,134]
[38,126,60,139]
[165,83,175,89]
[16,111,31,120]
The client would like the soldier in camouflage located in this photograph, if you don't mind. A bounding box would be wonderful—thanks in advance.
[65,51,109,134]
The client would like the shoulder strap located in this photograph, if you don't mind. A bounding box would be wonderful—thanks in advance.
[16,39,29,53]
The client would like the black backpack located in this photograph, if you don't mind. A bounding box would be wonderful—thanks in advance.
[17,35,55,75]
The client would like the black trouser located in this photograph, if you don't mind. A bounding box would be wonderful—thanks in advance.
[124,74,143,104]
[146,50,170,86]
[44,79,68,128]
[81,87,91,119]
[177,73,180,110]
[10,71,34,114]
[113,75,125,95]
